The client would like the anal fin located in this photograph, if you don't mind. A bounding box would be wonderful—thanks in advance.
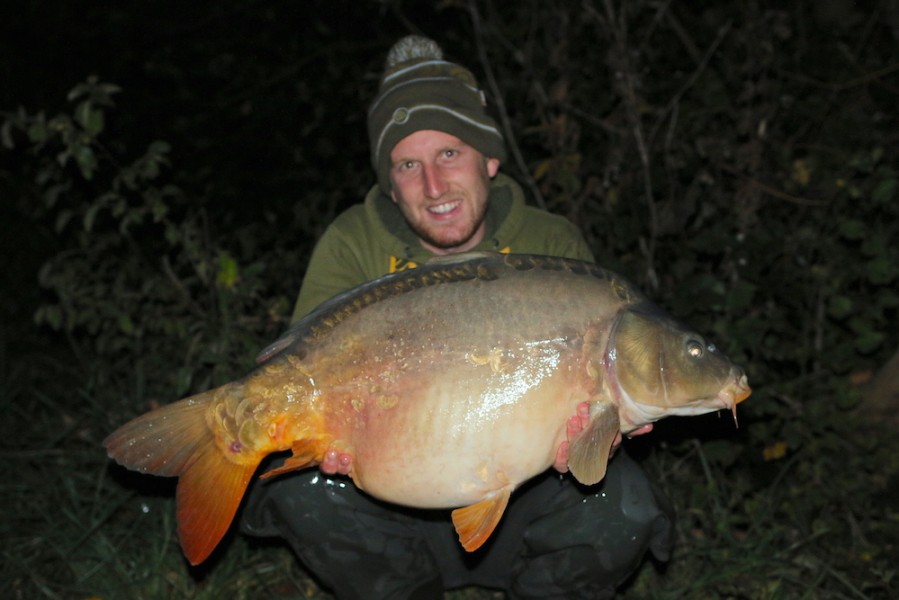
[451,486,513,552]
[258,438,324,480]
[568,400,620,486]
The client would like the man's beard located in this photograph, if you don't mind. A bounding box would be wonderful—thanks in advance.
[405,203,488,252]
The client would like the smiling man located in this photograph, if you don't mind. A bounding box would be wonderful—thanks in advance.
[242,35,674,600]
[389,129,498,254]
[285,36,593,321]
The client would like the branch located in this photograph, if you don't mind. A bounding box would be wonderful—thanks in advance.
[468,0,547,209]
[649,19,732,147]
[717,163,828,206]
[591,0,660,291]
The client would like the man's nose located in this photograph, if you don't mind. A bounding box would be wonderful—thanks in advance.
[422,164,447,199]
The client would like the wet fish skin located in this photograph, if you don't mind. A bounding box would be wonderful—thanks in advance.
[104,253,750,564]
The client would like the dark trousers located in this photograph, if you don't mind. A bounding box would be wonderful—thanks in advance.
[241,450,673,600]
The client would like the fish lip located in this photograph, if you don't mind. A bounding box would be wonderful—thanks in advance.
[740,374,751,399]
[715,369,751,406]
[718,371,751,427]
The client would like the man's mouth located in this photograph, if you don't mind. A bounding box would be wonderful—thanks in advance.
[428,200,460,215]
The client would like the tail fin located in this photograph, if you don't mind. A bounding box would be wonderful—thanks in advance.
[104,387,258,565]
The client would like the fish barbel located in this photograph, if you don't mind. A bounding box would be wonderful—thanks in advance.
[104,253,750,565]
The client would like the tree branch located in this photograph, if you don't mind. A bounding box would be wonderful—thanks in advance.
[468,0,547,209]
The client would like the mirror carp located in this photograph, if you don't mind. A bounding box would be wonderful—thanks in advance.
[105,253,751,565]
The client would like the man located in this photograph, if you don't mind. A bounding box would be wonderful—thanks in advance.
[242,35,673,600]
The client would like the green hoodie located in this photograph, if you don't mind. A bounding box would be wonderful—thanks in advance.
[291,173,594,321]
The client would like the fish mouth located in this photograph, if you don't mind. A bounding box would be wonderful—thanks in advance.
[610,359,753,432]
[718,373,752,408]
[720,372,751,427]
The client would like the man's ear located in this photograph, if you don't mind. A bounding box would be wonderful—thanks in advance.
[487,157,500,178]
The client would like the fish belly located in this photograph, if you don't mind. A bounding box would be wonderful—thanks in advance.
[345,369,583,509]
[296,261,609,509]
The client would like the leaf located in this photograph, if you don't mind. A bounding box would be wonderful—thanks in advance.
[66,82,90,102]
[149,195,169,222]
[827,295,853,319]
[35,304,63,330]
[1,120,15,149]
[791,159,810,186]
[838,219,865,240]
[99,82,123,98]
[763,441,788,462]
[164,222,180,245]
[216,253,239,289]
[703,440,742,468]
[866,255,895,285]
[27,120,48,143]
[148,140,171,155]
[75,100,105,137]
[54,209,75,233]
[43,183,69,209]
[854,330,884,354]
[878,290,899,309]
[726,280,757,312]
[56,148,71,167]
[532,158,552,181]
[872,178,896,204]
[860,233,887,258]
[118,314,135,336]
[74,144,97,180]
[83,202,103,232]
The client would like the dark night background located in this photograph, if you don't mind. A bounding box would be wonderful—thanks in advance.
[2,1,898,598]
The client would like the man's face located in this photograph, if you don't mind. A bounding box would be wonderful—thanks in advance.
[389,130,500,255]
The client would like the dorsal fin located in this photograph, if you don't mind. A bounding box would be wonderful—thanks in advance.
[255,253,643,364]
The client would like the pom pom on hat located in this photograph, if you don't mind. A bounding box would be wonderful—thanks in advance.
[385,35,443,66]
[367,35,506,192]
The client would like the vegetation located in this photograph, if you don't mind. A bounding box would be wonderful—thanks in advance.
[2,1,896,598]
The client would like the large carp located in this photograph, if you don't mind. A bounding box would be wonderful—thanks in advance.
[105,253,750,565]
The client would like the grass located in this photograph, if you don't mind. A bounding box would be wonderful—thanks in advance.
[3,328,897,600]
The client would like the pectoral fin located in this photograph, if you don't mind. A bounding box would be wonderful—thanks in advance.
[451,486,513,552]
[568,400,620,486]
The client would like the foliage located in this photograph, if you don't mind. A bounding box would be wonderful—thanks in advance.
[2,76,291,405]
[2,0,897,598]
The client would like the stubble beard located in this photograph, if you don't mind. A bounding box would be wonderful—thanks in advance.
[407,201,489,254]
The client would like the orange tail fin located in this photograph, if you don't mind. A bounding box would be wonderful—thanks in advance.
[104,387,259,565]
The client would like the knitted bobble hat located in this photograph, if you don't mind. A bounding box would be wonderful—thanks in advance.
[367,35,507,192]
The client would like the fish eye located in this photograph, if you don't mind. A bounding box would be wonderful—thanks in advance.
[686,340,704,358]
